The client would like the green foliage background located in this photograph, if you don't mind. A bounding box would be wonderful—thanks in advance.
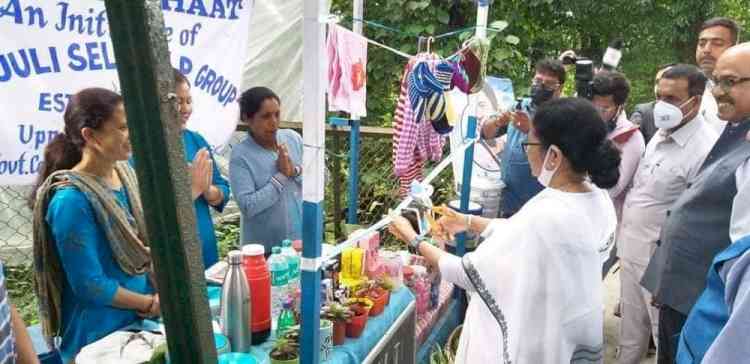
[330,0,750,122]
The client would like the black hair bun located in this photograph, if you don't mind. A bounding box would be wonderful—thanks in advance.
[587,139,621,189]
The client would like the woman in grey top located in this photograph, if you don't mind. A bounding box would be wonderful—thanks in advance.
[230,87,303,252]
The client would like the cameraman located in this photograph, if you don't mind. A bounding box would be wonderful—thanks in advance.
[591,71,646,276]
[481,58,566,217]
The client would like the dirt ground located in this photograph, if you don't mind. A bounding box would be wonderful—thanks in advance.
[604,267,656,364]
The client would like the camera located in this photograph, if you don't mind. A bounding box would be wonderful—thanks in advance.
[575,58,594,100]
[569,39,624,100]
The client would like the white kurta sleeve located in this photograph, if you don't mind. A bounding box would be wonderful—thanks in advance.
[438,253,475,292]
[731,158,750,242]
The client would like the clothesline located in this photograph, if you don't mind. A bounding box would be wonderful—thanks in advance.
[350,17,503,40]
[322,136,479,261]
[327,16,487,61]
[344,26,476,62]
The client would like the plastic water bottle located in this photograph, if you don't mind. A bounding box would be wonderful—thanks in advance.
[276,299,297,337]
[268,246,289,330]
[281,239,300,296]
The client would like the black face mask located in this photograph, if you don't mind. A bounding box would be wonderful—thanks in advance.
[530,84,554,106]
[605,106,621,132]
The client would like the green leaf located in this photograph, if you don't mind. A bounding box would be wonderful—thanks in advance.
[489,20,509,32]
[436,9,450,25]
[406,1,420,11]
[493,48,512,61]
[405,24,422,35]
[504,35,520,45]
[425,24,435,35]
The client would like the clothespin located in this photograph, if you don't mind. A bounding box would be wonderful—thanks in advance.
[322,14,341,24]
[426,36,435,54]
[417,36,427,54]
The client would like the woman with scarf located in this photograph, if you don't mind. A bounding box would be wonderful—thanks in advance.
[29,88,158,363]
[390,98,620,363]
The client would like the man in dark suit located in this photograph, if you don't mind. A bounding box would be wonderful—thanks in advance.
[630,102,657,144]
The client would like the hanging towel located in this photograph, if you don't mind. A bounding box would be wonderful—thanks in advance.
[327,24,368,117]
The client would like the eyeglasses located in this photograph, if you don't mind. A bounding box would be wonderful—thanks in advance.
[711,77,750,93]
[532,78,560,91]
[521,142,543,153]
[594,105,617,115]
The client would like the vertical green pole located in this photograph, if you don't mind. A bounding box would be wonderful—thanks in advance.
[104,1,217,363]
[332,128,343,239]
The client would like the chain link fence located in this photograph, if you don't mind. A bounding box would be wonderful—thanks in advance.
[0,123,458,262]
[0,185,34,266]
[1,122,457,323]
[323,126,455,243]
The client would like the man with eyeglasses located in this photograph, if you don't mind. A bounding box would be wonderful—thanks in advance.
[642,44,750,364]
[590,71,645,279]
[696,17,742,133]
[614,64,718,364]
[481,58,565,218]
[674,42,750,364]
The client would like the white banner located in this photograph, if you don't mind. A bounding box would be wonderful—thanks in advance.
[0,0,254,185]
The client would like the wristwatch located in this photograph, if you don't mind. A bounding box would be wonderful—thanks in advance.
[293,165,302,177]
[408,234,425,251]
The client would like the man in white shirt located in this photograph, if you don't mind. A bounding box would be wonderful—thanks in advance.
[696,17,742,133]
[617,65,718,364]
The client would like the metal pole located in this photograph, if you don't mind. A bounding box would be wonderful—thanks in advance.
[475,0,489,38]
[332,127,343,238]
[346,119,361,224]
[347,0,364,225]
[455,117,477,257]
[104,1,216,363]
[301,0,327,363]
[353,0,364,34]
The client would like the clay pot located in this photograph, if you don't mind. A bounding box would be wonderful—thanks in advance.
[332,320,347,345]
[368,289,388,316]
[345,305,369,338]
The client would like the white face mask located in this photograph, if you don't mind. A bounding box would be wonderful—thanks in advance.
[537,145,561,187]
[653,97,694,129]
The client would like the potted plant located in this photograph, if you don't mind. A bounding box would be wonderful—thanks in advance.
[321,303,353,345]
[344,298,372,338]
[269,337,299,364]
[357,280,389,316]
[377,276,396,305]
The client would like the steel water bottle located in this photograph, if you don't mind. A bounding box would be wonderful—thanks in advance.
[220,251,252,352]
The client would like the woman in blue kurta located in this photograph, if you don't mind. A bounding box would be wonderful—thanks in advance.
[174,69,231,267]
[30,88,159,363]
[230,87,303,253]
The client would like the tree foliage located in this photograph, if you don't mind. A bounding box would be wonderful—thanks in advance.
[330,0,750,121]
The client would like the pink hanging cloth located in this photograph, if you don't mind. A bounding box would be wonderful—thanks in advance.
[327,24,368,118]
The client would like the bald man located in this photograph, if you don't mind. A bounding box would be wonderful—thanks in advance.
[675,44,750,364]
[642,43,750,363]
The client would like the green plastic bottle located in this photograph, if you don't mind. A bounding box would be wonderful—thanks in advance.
[276,299,296,337]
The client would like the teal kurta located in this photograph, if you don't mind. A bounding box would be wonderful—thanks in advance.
[46,186,153,363]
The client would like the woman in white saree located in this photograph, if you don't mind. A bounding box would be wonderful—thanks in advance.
[390,98,621,364]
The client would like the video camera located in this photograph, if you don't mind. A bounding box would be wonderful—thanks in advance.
[562,39,624,100]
